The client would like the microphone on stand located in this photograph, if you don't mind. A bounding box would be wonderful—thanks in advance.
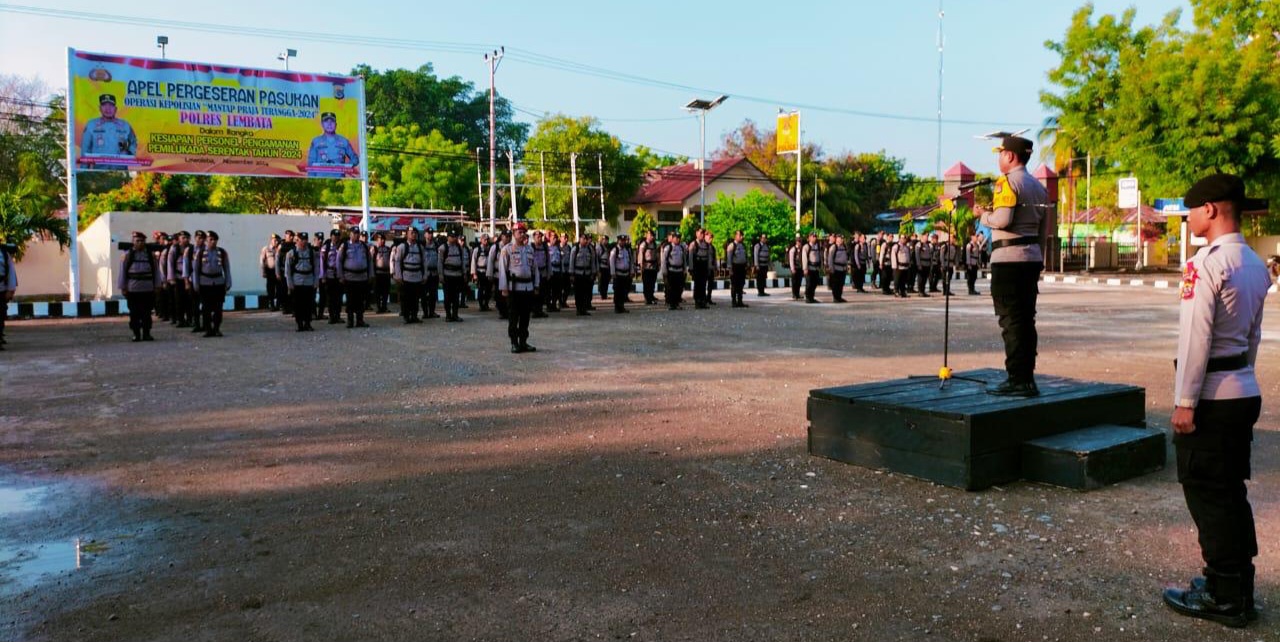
[955,178,993,192]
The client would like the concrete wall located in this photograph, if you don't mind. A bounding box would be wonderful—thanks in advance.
[13,211,333,299]
[1249,235,1280,259]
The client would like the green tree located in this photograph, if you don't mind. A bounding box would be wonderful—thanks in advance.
[0,182,69,258]
[678,213,700,242]
[208,176,325,214]
[628,207,657,240]
[819,151,912,233]
[323,125,473,210]
[892,180,941,209]
[703,189,795,263]
[522,115,644,230]
[633,146,687,172]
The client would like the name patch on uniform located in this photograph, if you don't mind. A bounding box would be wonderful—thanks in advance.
[1181,261,1199,300]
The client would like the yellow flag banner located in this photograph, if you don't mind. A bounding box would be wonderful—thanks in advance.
[69,49,364,179]
[776,111,799,154]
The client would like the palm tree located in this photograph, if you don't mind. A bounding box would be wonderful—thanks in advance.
[0,183,70,260]
[1038,115,1079,241]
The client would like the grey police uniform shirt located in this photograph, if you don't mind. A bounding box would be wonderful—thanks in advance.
[826,244,849,272]
[914,242,934,268]
[472,244,491,276]
[285,246,324,288]
[980,166,1049,264]
[338,241,373,282]
[1174,232,1271,408]
[726,241,748,267]
[486,244,502,279]
[371,245,392,275]
[422,242,441,277]
[82,117,137,156]
[753,242,770,268]
[260,244,277,276]
[661,242,687,275]
[570,245,596,276]
[118,249,161,293]
[167,244,189,283]
[610,247,633,275]
[192,247,231,291]
[892,241,912,270]
[0,249,14,293]
[965,241,983,267]
[499,243,540,292]
[532,242,549,277]
[441,244,469,278]
[788,245,804,273]
[391,242,426,284]
[307,134,358,168]
[548,244,564,274]
[638,241,659,270]
[802,243,823,272]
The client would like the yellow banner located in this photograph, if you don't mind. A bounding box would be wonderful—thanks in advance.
[776,111,799,154]
[69,49,364,179]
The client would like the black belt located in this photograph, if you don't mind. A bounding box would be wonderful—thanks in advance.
[129,272,155,280]
[508,274,534,283]
[402,265,423,273]
[1174,352,1249,373]
[294,268,314,275]
[991,237,1038,250]
[200,271,223,278]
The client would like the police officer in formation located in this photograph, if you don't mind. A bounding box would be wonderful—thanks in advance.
[609,234,635,313]
[569,233,598,316]
[440,231,470,322]
[753,233,771,297]
[787,235,805,300]
[965,233,986,295]
[119,231,161,341]
[338,230,373,328]
[371,233,393,314]
[0,241,15,350]
[802,233,823,304]
[914,233,935,297]
[595,234,612,301]
[825,233,849,303]
[660,230,688,310]
[724,230,750,308]
[546,230,565,312]
[636,230,661,305]
[260,233,282,312]
[892,234,913,298]
[321,231,345,323]
[703,231,720,305]
[284,232,323,331]
[276,230,296,316]
[420,228,442,319]
[851,233,868,294]
[689,229,716,309]
[153,233,173,323]
[190,231,230,337]
[879,233,896,295]
[980,135,1049,397]
[499,223,539,353]
[489,232,509,319]
[390,227,428,324]
[868,232,884,290]
[471,233,494,312]
[1162,173,1271,629]
[531,231,551,318]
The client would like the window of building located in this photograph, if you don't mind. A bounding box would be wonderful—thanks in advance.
[657,210,683,223]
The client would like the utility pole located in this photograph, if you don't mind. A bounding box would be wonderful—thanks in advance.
[485,47,504,235]
[507,148,518,226]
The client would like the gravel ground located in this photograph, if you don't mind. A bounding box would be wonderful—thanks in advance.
[1,283,1277,642]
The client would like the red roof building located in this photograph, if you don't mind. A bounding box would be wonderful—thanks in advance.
[619,157,791,235]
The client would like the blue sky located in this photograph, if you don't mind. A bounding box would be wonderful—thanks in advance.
[1,0,1188,176]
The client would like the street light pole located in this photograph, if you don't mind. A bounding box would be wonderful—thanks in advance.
[684,95,728,228]
[485,47,504,235]
[156,35,168,59]
[277,48,296,70]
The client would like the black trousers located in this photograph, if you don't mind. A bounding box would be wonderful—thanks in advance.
[546,272,562,309]
[169,283,188,325]
[598,268,611,299]
[692,265,709,306]
[155,283,169,319]
[870,265,881,289]
[1175,396,1261,575]
[573,274,594,313]
[916,265,931,293]
[704,268,715,302]
[966,266,979,293]
[494,284,508,317]
[664,271,686,308]
[264,273,279,309]
[344,280,368,321]
[316,277,327,316]
[852,265,866,292]
[374,273,391,310]
[476,274,493,309]
[755,265,769,295]
[422,274,439,317]
[642,268,659,302]
[881,265,894,294]
[189,283,203,328]
[894,268,910,296]
[292,285,315,328]
[125,291,155,335]
[791,268,803,299]
[399,280,421,320]
[199,286,225,331]
[613,275,632,311]
[508,289,534,344]
[443,275,464,319]
[990,262,1041,382]
[730,264,747,302]
[805,270,821,301]
[941,267,954,295]
[556,273,570,308]
[928,265,942,292]
[830,270,846,301]
[280,272,294,314]
[326,279,344,320]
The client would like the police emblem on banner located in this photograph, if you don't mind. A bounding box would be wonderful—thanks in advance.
[333,84,345,99]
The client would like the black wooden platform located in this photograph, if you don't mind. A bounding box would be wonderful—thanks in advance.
[807,368,1161,490]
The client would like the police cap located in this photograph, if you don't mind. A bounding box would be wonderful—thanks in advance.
[1184,173,1267,211]
[321,112,337,122]
[131,231,146,240]
[992,136,1033,156]
[208,231,220,240]
[99,94,117,106]
[298,232,309,241]
[329,230,341,238]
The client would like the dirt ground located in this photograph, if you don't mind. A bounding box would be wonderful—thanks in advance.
[1,282,1278,642]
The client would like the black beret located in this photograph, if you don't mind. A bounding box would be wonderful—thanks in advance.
[1184,173,1267,210]
[994,136,1033,156]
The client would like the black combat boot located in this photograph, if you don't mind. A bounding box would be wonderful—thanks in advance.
[1164,569,1249,628]
[511,340,523,353]
[142,330,154,341]
[347,314,355,328]
[986,378,1040,398]
[131,329,142,342]
[1190,568,1259,622]
[520,340,536,353]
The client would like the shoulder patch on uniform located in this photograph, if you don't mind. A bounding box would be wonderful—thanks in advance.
[1180,261,1199,300]
[993,176,1016,209]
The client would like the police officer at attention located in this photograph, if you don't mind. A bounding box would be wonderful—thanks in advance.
[690,229,715,309]
[322,230,345,323]
[802,233,823,304]
[660,231,688,310]
[81,94,137,157]
[725,230,750,308]
[119,231,161,342]
[753,233,771,297]
[980,135,1049,397]
[636,230,661,305]
[787,235,805,300]
[531,230,551,318]
[441,230,469,322]
[371,233,393,314]
[609,234,634,313]
[965,233,985,295]
[1162,173,1271,629]
[391,227,426,324]
[338,229,373,328]
[0,241,15,350]
[191,231,231,337]
[569,233,598,316]
[892,234,913,298]
[500,223,540,353]
[285,232,323,331]
[421,227,442,320]
[914,233,934,297]
[276,230,295,315]
[472,233,494,312]
[825,233,850,303]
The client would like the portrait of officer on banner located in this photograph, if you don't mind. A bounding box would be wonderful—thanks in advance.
[305,111,359,178]
[80,93,138,164]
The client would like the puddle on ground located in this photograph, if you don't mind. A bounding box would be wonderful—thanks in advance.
[0,485,50,516]
[0,538,87,591]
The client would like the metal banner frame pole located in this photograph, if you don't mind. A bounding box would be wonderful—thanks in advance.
[65,47,79,302]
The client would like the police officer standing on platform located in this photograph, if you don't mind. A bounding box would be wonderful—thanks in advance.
[636,230,660,305]
[570,233,597,316]
[119,231,161,342]
[980,135,1049,397]
[500,223,539,353]
[1161,174,1271,629]
[609,234,634,313]
[660,230,688,310]
[753,233,771,297]
[285,232,322,331]
[802,233,823,303]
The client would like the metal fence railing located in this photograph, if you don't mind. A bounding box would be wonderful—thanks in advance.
[1059,240,1089,271]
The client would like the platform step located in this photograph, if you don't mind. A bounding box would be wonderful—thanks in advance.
[1020,425,1166,490]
